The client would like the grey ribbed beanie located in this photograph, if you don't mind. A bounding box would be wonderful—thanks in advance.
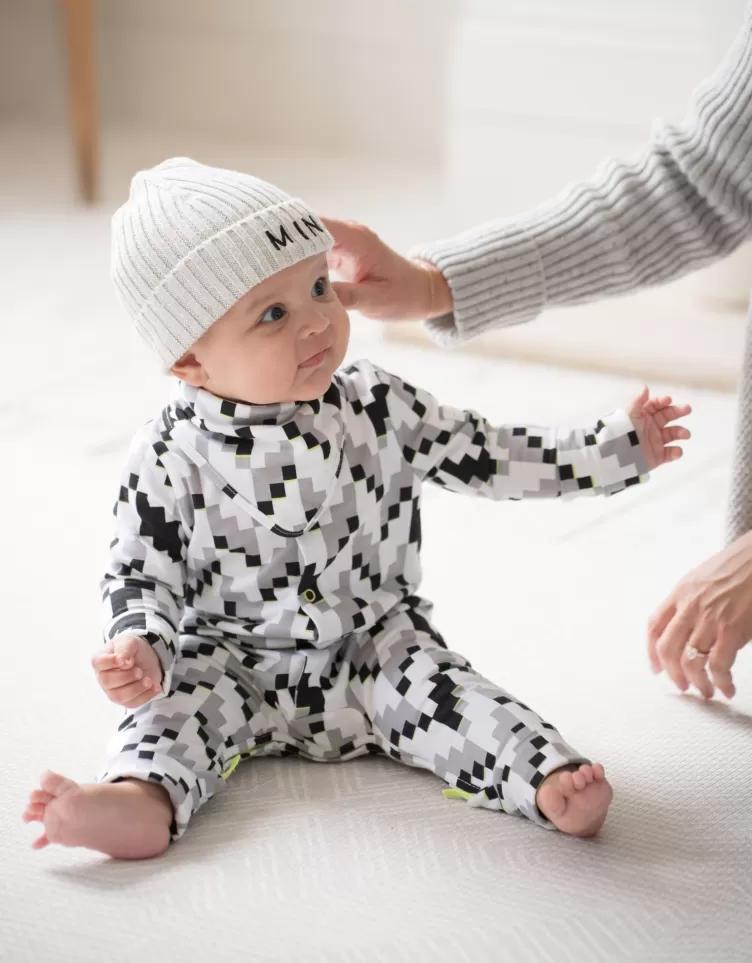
[111,157,333,368]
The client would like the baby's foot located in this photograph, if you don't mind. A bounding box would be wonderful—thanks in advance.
[23,771,173,859]
[536,763,612,837]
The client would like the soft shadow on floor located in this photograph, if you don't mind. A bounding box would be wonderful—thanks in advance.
[670,690,752,730]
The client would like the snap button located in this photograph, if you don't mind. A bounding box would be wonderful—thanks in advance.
[303,588,317,603]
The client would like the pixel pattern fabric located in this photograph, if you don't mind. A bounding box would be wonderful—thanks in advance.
[100,360,648,837]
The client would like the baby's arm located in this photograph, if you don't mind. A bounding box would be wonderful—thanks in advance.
[378,370,690,500]
[98,432,188,704]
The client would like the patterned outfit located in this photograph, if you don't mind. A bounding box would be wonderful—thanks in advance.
[101,360,648,838]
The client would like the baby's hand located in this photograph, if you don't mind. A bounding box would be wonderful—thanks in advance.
[92,635,163,708]
[627,387,692,471]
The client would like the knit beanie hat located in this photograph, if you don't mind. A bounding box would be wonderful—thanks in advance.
[111,157,334,368]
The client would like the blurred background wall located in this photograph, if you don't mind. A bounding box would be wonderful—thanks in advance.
[1,0,750,387]
[0,0,457,164]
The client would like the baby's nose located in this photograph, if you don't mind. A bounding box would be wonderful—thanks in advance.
[300,309,330,336]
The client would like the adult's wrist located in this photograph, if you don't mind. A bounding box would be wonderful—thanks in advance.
[412,258,453,319]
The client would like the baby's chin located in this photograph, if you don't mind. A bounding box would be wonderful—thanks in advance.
[291,371,336,403]
[292,357,341,400]
[220,377,335,407]
[208,355,341,406]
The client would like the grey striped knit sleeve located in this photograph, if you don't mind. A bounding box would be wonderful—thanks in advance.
[412,8,752,345]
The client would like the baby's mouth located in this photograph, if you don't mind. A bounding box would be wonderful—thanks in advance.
[299,345,331,369]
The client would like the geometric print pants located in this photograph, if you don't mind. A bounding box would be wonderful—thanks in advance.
[100,597,586,839]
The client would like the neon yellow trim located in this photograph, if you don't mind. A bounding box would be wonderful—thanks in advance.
[222,745,264,781]
[442,787,473,801]
[222,755,242,781]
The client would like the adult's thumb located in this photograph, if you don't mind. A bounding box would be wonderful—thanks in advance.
[331,281,358,310]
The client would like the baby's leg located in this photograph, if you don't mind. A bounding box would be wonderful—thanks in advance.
[24,639,274,857]
[350,601,611,836]
[23,772,173,859]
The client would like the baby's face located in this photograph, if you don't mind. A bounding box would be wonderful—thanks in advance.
[173,254,350,405]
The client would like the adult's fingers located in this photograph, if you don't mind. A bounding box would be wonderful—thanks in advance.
[647,600,676,673]
[681,630,714,700]
[708,626,738,699]
[331,281,356,308]
[321,217,375,254]
[331,278,394,318]
[326,249,343,271]
[653,609,694,690]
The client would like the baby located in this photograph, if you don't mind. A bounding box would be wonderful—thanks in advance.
[24,159,691,858]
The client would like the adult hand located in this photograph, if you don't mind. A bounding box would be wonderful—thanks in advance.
[647,532,752,699]
[322,218,453,320]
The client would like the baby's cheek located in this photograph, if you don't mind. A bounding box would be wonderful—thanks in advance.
[329,309,350,360]
[249,343,296,399]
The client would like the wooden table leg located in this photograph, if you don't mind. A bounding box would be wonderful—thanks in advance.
[61,0,97,203]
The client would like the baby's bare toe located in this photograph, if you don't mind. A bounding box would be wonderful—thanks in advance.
[572,770,587,792]
[558,771,575,796]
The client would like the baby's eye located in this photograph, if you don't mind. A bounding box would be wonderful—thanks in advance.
[260,304,286,324]
[312,277,329,298]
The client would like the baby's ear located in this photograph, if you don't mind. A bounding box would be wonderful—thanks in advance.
[170,352,207,387]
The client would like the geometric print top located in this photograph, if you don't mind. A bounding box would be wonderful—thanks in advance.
[101,360,649,688]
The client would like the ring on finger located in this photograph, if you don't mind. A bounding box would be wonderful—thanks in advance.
[685,645,710,662]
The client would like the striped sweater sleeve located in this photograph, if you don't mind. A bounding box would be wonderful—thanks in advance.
[411,9,752,344]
